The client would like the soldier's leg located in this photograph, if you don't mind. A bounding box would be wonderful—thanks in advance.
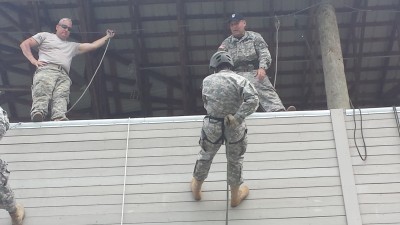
[51,73,71,121]
[240,71,285,112]
[31,70,58,120]
[226,122,249,207]
[193,118,223,181]
[0,160,16,213]
[0,183,17,213]
[225,122,247,186]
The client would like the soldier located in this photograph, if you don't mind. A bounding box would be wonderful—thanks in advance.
[20,18,115,122]
[191,51,259,207]
[218,13,295,112]
[0,107,25,225]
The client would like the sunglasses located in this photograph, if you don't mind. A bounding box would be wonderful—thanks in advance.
[58,24,72,31]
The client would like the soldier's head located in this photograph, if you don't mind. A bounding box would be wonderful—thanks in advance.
[228,13,246,38]
[0,107,10,140]
[209,51,234,73]
[56,18,73,40]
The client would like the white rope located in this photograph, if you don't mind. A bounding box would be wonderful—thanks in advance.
[273,15,280,88]
[225,162,229,225]
[66,38,111,114]
[120,117,131,225]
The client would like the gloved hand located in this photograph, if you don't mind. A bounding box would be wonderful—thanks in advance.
[224,114,241,127]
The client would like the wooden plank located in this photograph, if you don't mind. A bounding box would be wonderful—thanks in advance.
[349,145,400,157]
[352,155,400,166]
[355,174,400,185]
[0,214,348,225]
[246,115,332,126]
[346,118,400,129]
[6,124,128,136]
[345,111,398,121]
[7,167,339,190]
[346,127,400,138]
[122,196,345,213]
[0,139,337,154]
[2,130,336,145]
[122,186,343,204]
[348,137,400,147]
[0,213,121,225]
[362,212,400,224]
[0,139,127,154]
[360,203,400,214]
[125,177,342,194]
[359,193,400,204]
[356,183,400,194]
[353,164,400,174]
[8,158,339,179]
[118,206,345,223]
[330,109,363,225]
[3,149,338,173]
[249,122,333,133]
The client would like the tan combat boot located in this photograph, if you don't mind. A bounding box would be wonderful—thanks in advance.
[286,106,296,111]
[230,184,249,207]
[191,177,203,201]
[9,203,25,225]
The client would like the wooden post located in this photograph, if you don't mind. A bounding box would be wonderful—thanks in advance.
[316,1,350,109]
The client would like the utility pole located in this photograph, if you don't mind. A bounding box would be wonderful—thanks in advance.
[316,0,350,109]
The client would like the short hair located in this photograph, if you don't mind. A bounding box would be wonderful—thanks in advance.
[58,18,72,24]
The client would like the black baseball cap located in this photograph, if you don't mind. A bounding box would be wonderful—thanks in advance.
[228,13,245,23]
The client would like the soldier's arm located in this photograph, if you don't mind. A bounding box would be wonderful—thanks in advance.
[234,80,259,123]
[20,37,40,67]
[254,34,272,70]
[218,39,229,51]
[78,30,115,54]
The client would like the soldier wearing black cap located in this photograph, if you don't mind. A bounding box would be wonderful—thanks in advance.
[219,13,295,112]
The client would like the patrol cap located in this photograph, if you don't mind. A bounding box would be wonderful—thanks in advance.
[228,13,245,23]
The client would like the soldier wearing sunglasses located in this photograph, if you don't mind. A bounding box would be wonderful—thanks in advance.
[20,18,115,122]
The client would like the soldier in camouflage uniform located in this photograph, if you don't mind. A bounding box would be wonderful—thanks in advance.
[0,107,25,225]
[219,13,295,112]
[20,18,115,122]
[191,51,259,207]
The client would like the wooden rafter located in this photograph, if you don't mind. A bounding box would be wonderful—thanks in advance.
[377,2,400,101]
[176,0,193,115]
[348,0,367,105]
[129,0,152,117]
[77,0,109,119]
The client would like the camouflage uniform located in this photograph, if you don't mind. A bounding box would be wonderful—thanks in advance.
[193,70,259,186]
[32,67,71,120]
[219,31,285,112]
[0,107,17,213]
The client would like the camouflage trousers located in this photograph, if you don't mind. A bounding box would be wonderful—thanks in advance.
[0,159,16,213]
[31,68,71,120]
[0,107,9,140]
[193,116,247,186]
[238,71,285,112]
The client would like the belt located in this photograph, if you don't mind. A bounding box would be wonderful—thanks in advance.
[234,61,259,72]
[39,63,67,74]
[205,115,224,122]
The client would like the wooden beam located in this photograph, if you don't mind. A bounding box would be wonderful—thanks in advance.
[377,2,400,100]
[77,0,109,119]
[128,0,152,117]
[348,1,367,105]
[302,1,319,108]
[176,0,192,115]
